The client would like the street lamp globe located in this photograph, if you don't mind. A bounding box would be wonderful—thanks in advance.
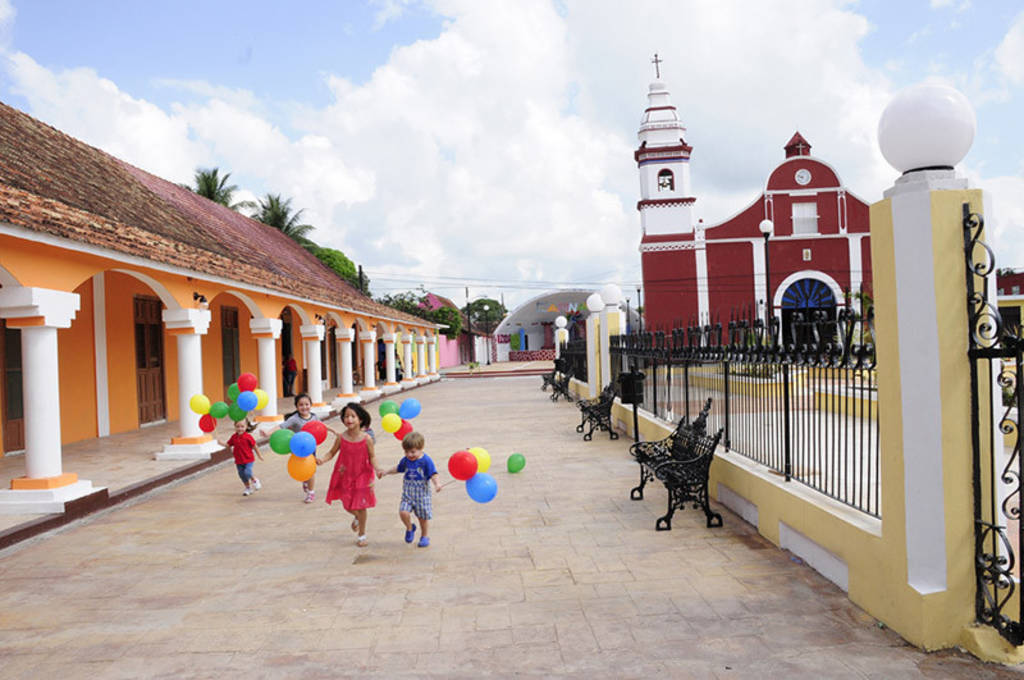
[758,219,774,237]
[599,284,622,307]
[555,315,567,329]
[877,82,975,174]
[586,293,604,313]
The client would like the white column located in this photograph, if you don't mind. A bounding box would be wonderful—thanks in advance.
[158,308,219,460]
[359,330,381,399]
[600,304,624,390]
[336,327,358,400]
[585,312,600,398]
[381,333,401,394]
[250,317,282,425]
[0,287,101,514]
[301,323,328,416]
[694,241,709,323]
[416,335,428,384]
[402,333,416,385]
[554,328,568,359]
[427,335,439,380]
[848,234,864,305]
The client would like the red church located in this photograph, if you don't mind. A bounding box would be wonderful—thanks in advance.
[636,78,873,335]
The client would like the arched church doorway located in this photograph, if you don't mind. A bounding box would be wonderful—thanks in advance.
[780,278,836,346]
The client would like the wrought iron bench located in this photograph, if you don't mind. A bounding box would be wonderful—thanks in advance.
[575,383,618,437]
[541,358,567,392]
[550,373,573,403]
[578,384,620,441]
[628,398,713,500]
[652,427,724,530]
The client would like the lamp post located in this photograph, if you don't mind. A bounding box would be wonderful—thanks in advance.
[759,218,774,344]
[482,304,491,365]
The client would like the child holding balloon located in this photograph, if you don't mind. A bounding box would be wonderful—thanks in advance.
[220,419,264,496]
[317,402,382,547]
[279,393,324,503]
[379,431,442,548]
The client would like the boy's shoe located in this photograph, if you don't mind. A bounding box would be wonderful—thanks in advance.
[243,487,253,496]
[302,481,309,493]
[304,490,315,503]
[405,524,417,543]
[417,536,430,548]
[252,478,262,491]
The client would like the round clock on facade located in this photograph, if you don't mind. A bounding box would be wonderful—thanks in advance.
[795,168,812,185]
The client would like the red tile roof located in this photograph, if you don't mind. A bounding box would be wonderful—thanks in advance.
[0,100,425,325]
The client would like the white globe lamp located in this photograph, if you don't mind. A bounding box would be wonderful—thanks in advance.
[586,293,604,313]
[599,284,622,307]
[555,315,567,329]
[758,219,774,237]
[878,82,976,174]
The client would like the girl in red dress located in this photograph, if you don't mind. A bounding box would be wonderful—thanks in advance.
[317,402,382,547]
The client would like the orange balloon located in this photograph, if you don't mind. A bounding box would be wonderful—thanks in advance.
[287,453,316,482]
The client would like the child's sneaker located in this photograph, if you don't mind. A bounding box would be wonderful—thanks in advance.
[417,536,430,548]
[243,487,253,496]
[405,524,417,543]
[304,490,315,503]
[252,478,262,491]
[302,481,310,493]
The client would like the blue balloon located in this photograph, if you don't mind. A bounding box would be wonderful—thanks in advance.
[465,472,498,503]
[290,431,317,457]
[399,398,422,420]
[236,390,258,412]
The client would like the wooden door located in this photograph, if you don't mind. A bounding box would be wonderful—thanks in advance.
[134,296,166,424]
[1,320,25,452]
[328,326,338,387]
[221,306,240,395]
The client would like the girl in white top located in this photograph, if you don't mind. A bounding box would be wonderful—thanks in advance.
[279,393,320,503]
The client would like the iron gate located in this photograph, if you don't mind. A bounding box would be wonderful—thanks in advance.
[966,202,1024,645]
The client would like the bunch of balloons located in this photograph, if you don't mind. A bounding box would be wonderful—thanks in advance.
[378,398,422,440]
[446,449,527,503]
[269,419,328,481]
[189,372,269,433]
[447,447,498,503]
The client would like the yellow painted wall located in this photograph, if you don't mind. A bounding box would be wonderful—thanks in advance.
[57,279,98,445]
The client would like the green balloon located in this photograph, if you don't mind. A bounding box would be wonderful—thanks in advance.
[228,403,247,422]
[227,382,241,402]
[209,401,229,419]
[269,429,294,455]
[379,400,400,418]
[507,453,526,473]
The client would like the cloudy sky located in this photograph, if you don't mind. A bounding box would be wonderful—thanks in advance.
[1,0,1021,310]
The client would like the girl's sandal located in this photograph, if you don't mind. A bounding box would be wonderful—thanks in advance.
[356,535,368,547]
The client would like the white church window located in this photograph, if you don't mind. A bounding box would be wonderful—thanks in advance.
[792,202,818,234]
[657,169,674,191]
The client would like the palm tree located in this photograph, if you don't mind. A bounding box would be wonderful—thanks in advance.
[190,168,252,211]
[249,193,315,244]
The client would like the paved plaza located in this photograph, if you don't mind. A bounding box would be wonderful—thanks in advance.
[1,375,1022,678]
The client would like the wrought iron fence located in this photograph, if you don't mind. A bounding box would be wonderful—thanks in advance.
[611,301,879,517]
[965,202,1024,645]
[560,339,588,382]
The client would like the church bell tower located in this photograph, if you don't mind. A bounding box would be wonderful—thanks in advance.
[636,56,696,236]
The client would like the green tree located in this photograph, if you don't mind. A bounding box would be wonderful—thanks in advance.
[376,289,463,339]
[190,168,252,211]
[433,305,462,339]
[464,298,505,333]
[313,246,359,286]
[250,193,314,245]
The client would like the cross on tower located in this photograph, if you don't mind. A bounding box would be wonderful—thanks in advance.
[651,53,663,79]
[795,141,807,154]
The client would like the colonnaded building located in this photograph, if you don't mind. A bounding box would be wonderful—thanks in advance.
[635,77,873,334]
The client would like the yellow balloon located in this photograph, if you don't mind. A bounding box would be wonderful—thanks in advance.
[189,393,211,415]
[254,388,269,410]
[287,454,316,482]
[381,413,402,433]
[468,446,491,473]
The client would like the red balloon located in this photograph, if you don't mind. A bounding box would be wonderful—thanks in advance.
[448,450,478,481]
[238,372,259,392]
[395,420,413,439]
[199,414,216,433]
[302,420,328,445]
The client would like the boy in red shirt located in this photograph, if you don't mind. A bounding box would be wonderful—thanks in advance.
[222,419,265,496]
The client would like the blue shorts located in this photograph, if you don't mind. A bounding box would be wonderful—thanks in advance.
[399,480,432,519]
[236,462,254,484]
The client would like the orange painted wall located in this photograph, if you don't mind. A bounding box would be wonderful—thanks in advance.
[203,294,261,403]
[57,279,98,445]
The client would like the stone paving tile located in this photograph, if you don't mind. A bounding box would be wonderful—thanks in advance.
[4,376,1024,678]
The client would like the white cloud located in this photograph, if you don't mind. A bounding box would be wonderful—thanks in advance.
[930,0,953,7]
[995,12,1024,85]
[4,52,207,182]
[0,0,14,51]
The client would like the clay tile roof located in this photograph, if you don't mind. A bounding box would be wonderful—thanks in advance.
[0,100,425,326]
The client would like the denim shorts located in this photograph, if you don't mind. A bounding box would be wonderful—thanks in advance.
[236,462,254,483]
